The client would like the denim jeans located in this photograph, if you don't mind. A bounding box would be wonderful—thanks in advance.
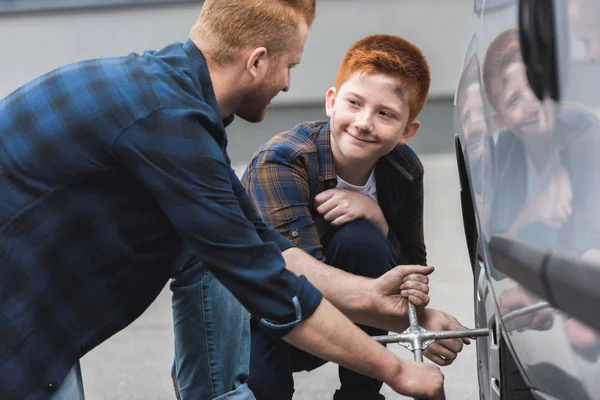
[248,219,395,400]
[50,362,85,400]
[171,259,255,400]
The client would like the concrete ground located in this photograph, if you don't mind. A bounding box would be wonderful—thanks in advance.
[80,153,479,399]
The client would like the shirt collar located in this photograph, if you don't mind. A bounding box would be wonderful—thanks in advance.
[315,122,338,185]
[182,40,235,128]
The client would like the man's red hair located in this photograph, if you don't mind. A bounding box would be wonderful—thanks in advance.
[335,34,431,122]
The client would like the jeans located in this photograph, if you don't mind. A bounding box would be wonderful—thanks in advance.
[50,362,85,400]
[248,219,396,400]
[171,260,255,400]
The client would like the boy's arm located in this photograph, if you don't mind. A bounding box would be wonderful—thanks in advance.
[242,149,326,260]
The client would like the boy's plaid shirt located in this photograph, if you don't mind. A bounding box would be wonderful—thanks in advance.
[242,121,427,266]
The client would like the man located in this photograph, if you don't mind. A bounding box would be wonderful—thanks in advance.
[242,35,470,400]
[0,1,446,400]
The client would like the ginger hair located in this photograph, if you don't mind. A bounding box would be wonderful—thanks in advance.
[482,28,523,111]
[191,0,316,65]
[335,34,431,122]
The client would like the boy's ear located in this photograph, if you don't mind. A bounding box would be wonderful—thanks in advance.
[325,87,337,118]
[246,47,269,80]
[492,111,507,130]
[399,119,421,144]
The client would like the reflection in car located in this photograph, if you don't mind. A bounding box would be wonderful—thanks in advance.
[455,0,600,399]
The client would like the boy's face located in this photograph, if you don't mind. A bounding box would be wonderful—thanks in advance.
[494,62,555,138]
[325,71,420,167]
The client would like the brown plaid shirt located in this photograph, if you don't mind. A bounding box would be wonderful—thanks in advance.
[242,121,427,265]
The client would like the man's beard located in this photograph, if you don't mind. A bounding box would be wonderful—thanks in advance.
[236,84,276,123]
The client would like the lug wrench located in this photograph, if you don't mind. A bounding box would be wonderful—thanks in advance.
[372,303,489,400]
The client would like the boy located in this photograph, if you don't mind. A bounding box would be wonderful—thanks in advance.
[483,28,600,364]
[243,34,469,400]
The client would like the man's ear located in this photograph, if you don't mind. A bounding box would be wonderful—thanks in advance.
[399,119,421,145]
[492,111,507,130]
[325,87,337,118]
[246,47,269,80]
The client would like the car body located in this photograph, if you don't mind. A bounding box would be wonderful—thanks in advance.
[454,0,600,399]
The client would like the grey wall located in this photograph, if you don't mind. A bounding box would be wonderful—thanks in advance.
[1,0,469,156]
[0,0,474,101]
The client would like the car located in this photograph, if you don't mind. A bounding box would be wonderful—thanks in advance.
[454,0,600,399]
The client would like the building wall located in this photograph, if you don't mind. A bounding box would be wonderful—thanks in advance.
[0,0,474,154]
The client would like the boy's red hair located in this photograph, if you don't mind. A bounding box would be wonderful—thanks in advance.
[482,28,522,111]
[335,34,431,122]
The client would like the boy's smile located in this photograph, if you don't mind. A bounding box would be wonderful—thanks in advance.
[325,72,420,183]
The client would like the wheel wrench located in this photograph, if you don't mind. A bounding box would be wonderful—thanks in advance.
[372,302,489,400]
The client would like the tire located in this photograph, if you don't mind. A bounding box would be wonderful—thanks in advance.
[499,335,535,400]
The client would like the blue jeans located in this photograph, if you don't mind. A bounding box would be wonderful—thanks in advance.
[50,362,85,400]
[248,219,395,400]
[171,260,255,400]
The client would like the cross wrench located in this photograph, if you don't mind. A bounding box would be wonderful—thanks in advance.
[372,303,489,400]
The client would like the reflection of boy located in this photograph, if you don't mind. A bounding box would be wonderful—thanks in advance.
[243,35,469,400]
[483,28,600,361]
[483,29,600,257]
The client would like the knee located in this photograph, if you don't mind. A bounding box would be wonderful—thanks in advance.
[248,374,294,400]
[324,219,396,278]
[248,328,294,400]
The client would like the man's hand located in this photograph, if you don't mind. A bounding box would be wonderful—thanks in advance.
[369,264,434,319]
[384,360,446,400]
[419,309,471,366]
[315,188,389,235]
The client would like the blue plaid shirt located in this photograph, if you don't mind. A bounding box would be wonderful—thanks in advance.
[0,40,322,399]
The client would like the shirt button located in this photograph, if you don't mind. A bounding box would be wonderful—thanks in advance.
[47,383,56,392]
[290,230,299,238]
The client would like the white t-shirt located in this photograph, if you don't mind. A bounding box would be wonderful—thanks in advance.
[336,168,378,203]
[525,150,560,200]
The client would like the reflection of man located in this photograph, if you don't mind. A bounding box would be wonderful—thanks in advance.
[243,35,470,400]
[483,28,600,360]
[455,54,494,229]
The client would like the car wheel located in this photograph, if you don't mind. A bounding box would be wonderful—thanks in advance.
[499,334,535,400]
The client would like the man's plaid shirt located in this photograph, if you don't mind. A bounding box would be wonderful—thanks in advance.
[242,121,427,266]
[0,40,322,399]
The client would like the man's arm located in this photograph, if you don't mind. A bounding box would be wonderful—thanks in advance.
[114,108,321,335]
[285,297,446,400]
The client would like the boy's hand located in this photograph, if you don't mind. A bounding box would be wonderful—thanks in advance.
[420,309,471,366]
[522,166,573,229]
[315,189,389,234]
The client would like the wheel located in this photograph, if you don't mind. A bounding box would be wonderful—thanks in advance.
[499,334,535,400]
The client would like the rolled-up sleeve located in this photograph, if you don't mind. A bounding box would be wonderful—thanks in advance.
[114,108,322,336]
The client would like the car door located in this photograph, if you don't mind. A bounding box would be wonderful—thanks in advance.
[477,0,600,398]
